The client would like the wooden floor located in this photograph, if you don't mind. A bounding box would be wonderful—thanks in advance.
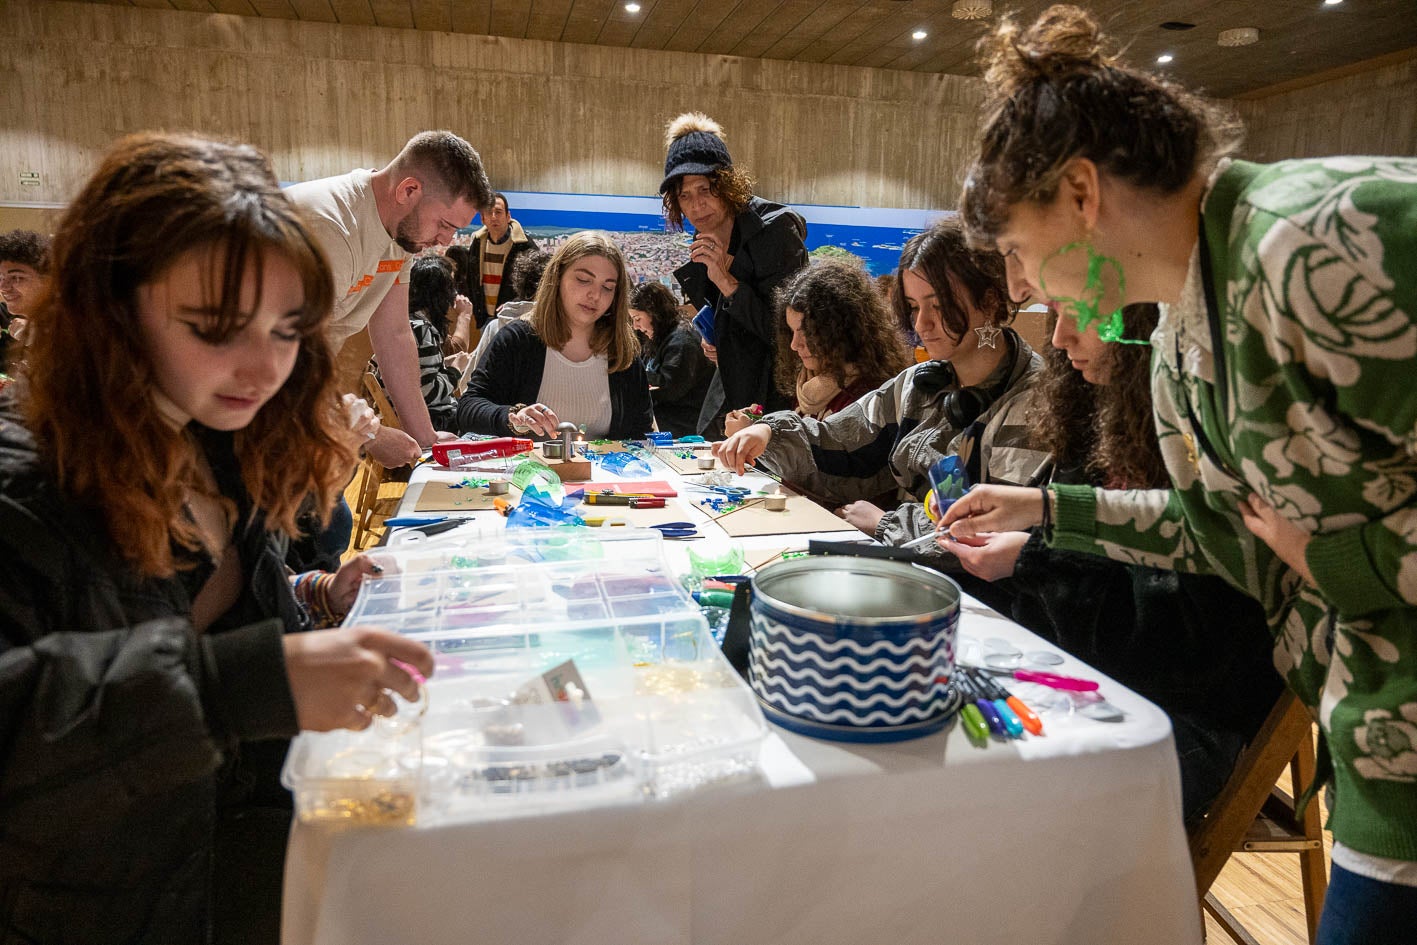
[1202,761,1332,945]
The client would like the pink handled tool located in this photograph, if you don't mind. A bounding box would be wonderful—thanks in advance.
[1012,669,1099,692]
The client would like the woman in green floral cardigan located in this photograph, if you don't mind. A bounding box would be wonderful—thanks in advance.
[941,6,1417,940]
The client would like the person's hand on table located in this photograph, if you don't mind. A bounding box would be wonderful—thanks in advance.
[365,426,421,468]
[947,530,1029,582]
[940,484,1044,540]
[701,340,718,364]
[1239,493,1315,586]
[283,627,435,732]
[713,423,772,474]
[837,501,885,535]
[433,430,461,444]
[509,402,561,438]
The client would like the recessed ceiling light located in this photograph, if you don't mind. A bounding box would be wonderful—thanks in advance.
[912,29,928,41]
[951,0,993,21]
[1156,53,1174,64]
[625,2,640,12]
[1323,0,1343,5]
[1218,27,1260,47]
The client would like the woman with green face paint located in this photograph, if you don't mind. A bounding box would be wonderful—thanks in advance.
[942,6,1417,940]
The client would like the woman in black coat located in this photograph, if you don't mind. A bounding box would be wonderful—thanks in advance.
[0,132,433,944]
[629,281,711,437]
[659,112,808,436]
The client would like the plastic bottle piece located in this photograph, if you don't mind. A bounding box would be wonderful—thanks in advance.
[595,451,654,478]
[927,454,969,504]
[505,499,585,529]
[511,457,565,505]
[687,543,747,580]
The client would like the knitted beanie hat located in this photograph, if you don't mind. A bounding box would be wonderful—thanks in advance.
[660,113,733,194]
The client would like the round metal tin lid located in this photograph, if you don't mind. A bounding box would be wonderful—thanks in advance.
[751,556,960,626]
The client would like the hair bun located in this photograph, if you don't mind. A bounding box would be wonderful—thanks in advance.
[981,4,1110,93]
[664,112,725,149]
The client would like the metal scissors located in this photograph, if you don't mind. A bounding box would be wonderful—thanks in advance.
[647,521,700,540]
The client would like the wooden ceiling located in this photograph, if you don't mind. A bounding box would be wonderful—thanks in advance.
[88,0,1417,98]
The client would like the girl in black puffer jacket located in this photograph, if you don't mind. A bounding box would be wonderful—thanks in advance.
[0,132,433,945]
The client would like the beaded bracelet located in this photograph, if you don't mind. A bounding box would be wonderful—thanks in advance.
[291,570,342,628]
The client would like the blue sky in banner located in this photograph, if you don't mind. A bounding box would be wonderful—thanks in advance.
[465,192,950,281]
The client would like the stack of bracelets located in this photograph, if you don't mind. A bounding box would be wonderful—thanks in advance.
[291,570,342,628]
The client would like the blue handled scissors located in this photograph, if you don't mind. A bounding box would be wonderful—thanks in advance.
[648,521,700,540]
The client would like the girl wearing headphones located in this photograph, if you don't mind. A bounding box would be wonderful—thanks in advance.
[714,216,1051,565]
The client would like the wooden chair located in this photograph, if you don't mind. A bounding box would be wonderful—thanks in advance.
[1188,692,1327,944]
[350,369,405,550]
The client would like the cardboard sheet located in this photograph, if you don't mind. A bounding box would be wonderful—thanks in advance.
[655,447,719,476]
[414,480,518,512]
[574,498,696,530]
[710,494,859,538]
[744,545,809,574]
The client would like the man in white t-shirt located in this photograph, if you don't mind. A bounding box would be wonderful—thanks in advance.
[287,131,492,466]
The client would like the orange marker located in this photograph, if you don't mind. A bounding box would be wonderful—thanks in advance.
[1006,696,1044,736]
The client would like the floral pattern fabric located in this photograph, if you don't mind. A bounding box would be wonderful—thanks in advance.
[1049,156,1417,862]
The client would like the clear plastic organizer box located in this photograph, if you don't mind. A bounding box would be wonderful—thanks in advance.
[283,528,767,826]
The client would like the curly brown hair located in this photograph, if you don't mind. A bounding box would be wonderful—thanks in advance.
[960,4,1241,246]
[1030,304,1167,488]
[773,260,911,396]
[0,229,50,273]
[662,166,756,232]
[629,281,686,355]
[891,216,1015,344]
[24,132,354,578]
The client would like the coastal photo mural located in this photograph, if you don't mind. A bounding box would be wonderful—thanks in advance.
[457,192,944,294]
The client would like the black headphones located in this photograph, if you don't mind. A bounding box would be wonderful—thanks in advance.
[912,346,1012,429]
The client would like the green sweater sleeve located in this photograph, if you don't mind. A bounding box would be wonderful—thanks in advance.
[1050,482,1271,591]
[1246,206,1417,617]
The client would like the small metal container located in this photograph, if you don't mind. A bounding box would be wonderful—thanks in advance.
[763,494,787,511]
[486,479,509,496]
[749,556,960,741]
[541,441,565,460]
[697,456,716,471]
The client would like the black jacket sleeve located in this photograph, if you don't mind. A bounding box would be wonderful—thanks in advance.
[647,327,708,403]
[1,588,293,848]
[609,357,656,440]
[456,320,541,435]
[723,212,808,346]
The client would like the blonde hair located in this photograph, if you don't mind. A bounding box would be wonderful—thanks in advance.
[529,231,641,372]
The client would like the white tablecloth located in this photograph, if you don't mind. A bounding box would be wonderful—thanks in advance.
[281,456,1201,945]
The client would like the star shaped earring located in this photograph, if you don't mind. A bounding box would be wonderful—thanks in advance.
[974,322,1002,349]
